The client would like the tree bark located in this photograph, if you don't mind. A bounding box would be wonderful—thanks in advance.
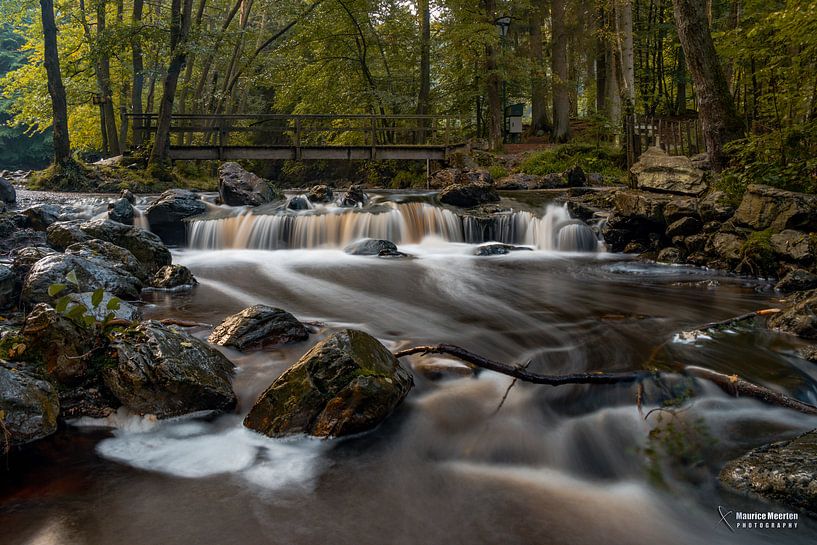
[484,0,502,150]
[416,0,431,143]
[131,0,145,146]
[96,0,121,156]
[40,0,71,165]
[529,0,550,135]
[672,0,743,169]
[149,0,195,168]
[551,0,570,142]
[595,6,607,114]
[616,0,636,107]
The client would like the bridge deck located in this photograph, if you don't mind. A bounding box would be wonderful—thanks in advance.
[129,114,471,161]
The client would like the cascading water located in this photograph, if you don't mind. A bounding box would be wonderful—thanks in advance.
[187,201,601,252]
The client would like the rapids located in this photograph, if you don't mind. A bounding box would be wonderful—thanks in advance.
[2,191,816,545]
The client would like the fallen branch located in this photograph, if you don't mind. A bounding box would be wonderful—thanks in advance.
[159,318,212,328]
[394,344,817,417]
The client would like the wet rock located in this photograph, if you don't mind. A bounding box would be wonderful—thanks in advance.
[0,265,16,309]
[208,304,308,350]
[798,345,817,363]
[775,270,817,294]
[144,189,207,245]
[657,247,684,264]
[46,220,91,251]
[683,234,709,254]
[704,232,744,265]
[105,321,236,418]
[767,292,817,339]
[66,292,141,322]
[307,184,334,203]
[439,182,500,208]
[0,214,47,254]
[21,204,61,231]
[474,243,533,256]
[150,264,197,290]
[341,185,369,207]
[0,362,59,448]
[121,188,135,204]
[770,230,813,264]
[79,219,171,273]
[287,194,312,211]
[65,239,148,282]
[430,168,492,189]
[0,177,16,204]
[663,198,699,224]
[218,162,281,207]
[698,190,735,222]
[665,216,702,237]
[107,198,134,226]
[243,329,413,438]
[22,253,143,305]
[10,247,58,282]
[563,165,587,187]
[344,238,404,257]
[720,430,817,516]
[630,147,706,196]
[734,184,817,232]
[19,303,96,384]
[496,173,541,190]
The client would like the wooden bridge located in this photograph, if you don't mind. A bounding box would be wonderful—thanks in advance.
[127,114,471,161]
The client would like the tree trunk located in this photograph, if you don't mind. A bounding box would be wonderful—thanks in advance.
[616,0,636,108]
[416,0,431,143]
[149,0,195,168]
[529,0,550,135]
[40,0,71,165]
[483,0,502,150]
[551,0,570,142]
[595,6,607,115]
[131,0,144,147]
[674,46,687,114]
[97,0,121,156]
[672,0,743,169]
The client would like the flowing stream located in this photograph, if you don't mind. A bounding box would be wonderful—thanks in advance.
[2,191,817,545]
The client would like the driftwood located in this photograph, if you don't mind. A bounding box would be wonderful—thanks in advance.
[394,343,817,417]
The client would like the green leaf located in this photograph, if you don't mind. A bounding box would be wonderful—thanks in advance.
[65,304,87,321]
[54,295,70,313]
[83,315,96,327]
[48,283,66,297]
[66,270,79,287]
[106,297,121,311]
[91,288,104,308]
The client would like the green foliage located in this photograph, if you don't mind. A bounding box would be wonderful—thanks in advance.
[487,165,508,180]
[741,229,777,276]
[49,272,125,332]
[519,143,626,181]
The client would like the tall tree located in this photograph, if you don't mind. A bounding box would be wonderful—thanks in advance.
[96,0,121,155]
[130,0,145,147]
[416,0,431,143]
[149,0,195,168]
[39,0,71,165]
[528,0,550,135]
[551,0,570,142]
[672,0,743,169]
[616,0,635,108]
[483,0,502,150]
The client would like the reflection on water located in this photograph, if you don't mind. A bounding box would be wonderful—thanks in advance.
[2,238,817,544]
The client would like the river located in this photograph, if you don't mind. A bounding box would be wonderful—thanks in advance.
[2,190,816,544]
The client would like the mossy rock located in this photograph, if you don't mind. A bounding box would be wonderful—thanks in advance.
[243,329,413,438]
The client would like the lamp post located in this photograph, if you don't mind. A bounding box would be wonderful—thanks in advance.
[494,16,511,143]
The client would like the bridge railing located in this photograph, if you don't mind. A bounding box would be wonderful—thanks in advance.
[624,114,703,166]
[127,114,470,152]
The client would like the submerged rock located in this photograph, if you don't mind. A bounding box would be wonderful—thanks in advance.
[0,362,59,448]
[473,243,533,256]
[307,184,334,203]
[439,182,500,208]
[775,270,817,294]
[105,321,236,418]
[287,194,312,211]
[218,162,281,207]
[341,185,369,207]
[144,189,207,245]
[22,253,144,304]
[344,238,404,257]
[150,264,197,290]
[108,198,134,226]
[767,292,817,339]
[720,430,817,516]
[630,147,706,196]
[208,304,308,350]
[244,329,413,438]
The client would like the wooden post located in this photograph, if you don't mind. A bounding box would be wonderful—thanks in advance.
[371,116,377,160]
[294,116,302,161]
[657,118,663,150]
[218,117,225,160]
[445,117,450,147]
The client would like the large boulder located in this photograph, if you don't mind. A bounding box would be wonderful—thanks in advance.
[341,185,369,207]
[307,184,334,203]
[767,291,817,339]
[22,253,144,304]
[775,269,817,294]
[150,264,197,290]
[0,362,59,448]
[630,147,706,196]
[770,230,813,265]
[107,197,134,226]
[144,189,207,245]
[496,173,544,190]
[10,247,58,285]
[698,190,735,222]
[105,321,237,418]
[0,214,48,254]
[439,182,500,208]
[344,238,403,257]
[65,239,148,282]
[218,162,281,206]
[430,168,492,189]
[78,219,171,273]
[720,430,817,516]
[563,165,587,187]
[46,220,91,251]
[243,329,413,438]
[21,204,61,231]
[208,305,308,350]
[0,177,16,204]
[734,184,817,232]
[704,232,745,266]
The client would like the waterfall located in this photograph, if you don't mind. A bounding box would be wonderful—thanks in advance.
[134,208,151,231]
[188,201,601,252]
